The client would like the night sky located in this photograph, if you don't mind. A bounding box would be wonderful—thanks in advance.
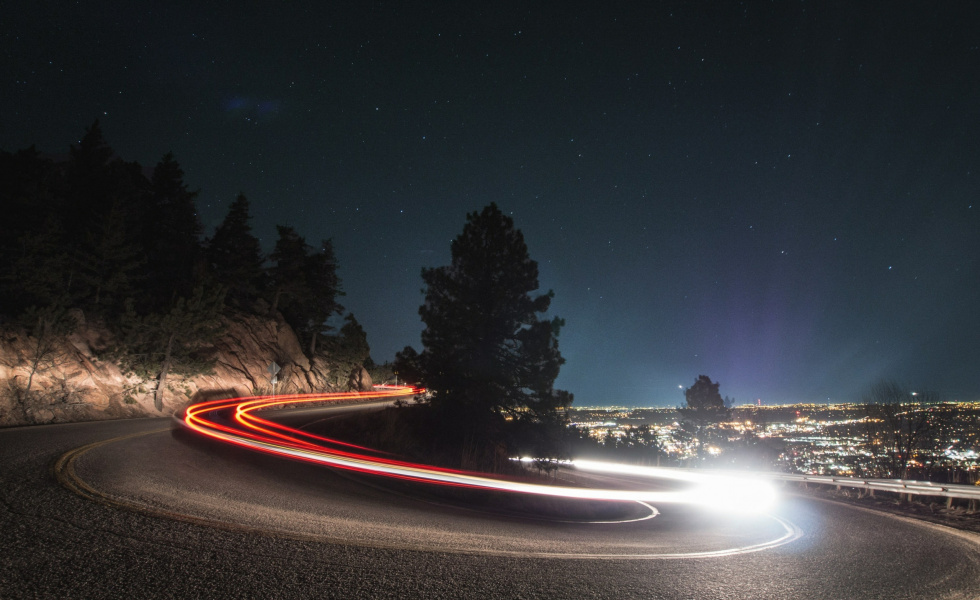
[3,2,978,406]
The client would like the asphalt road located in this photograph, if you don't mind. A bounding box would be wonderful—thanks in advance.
[2,409,979,599]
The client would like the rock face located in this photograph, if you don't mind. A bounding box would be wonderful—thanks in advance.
[0,312,364,427]
[347,366,374,392]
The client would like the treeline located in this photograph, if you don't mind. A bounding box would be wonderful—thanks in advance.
[1,121,376,405]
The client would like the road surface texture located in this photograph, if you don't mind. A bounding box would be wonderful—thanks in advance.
[2,407,979,599]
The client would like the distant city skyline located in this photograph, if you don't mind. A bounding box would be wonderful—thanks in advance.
[573,399,980,411]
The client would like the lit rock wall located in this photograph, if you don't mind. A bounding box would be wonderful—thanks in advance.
[0,312,370,427]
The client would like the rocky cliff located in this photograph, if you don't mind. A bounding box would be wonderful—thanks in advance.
[0,312,372,427]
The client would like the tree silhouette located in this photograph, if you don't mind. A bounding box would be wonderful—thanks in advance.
[64,120,114,216]
[393,345,422,387]
[0,127,369,418]
[58,125,151,314]
[678,374,730,463]
[269,225,307,315]
[0,148,67,313]
[142,152,204,310]
[62,121,116,255]
[415,203,571,461]
[72,188,146,313]
[207,193,265,308]
[302,239,343,355]
[269,226,343,355]
[321,313,371,389]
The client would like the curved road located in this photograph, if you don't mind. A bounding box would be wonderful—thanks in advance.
[2,405,979,599]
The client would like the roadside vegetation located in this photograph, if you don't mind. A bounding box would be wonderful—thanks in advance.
[0,124,379,421]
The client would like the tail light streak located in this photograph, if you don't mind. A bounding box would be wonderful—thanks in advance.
[182,387,778,513]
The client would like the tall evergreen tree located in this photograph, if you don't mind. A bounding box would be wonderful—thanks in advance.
[143,152,204,309]
[207,193,264,307]
[269,227,343,355]
[322,313,370,388]
[60,124,150,313]
[393,345,423,386]
[415,203,571,454]
[269,225,308,315]
[303,238,343,355]
[0,147,57,252]
[337,313,369,362]
[3,124,148,316]
[4,215,69,313]
[72,179,147,313]
[0,148,67,313]
[62,120,115,242]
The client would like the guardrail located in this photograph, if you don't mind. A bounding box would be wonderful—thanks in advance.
[772,473,980,500]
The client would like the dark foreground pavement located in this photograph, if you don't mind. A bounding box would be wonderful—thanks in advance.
[2,416,979,599]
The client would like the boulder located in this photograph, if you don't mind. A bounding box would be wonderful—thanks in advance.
[347,366,374,392]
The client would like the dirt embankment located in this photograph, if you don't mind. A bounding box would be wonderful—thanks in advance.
[0,311,371,427]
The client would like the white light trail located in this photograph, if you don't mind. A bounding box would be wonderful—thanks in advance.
[182,388,780,515]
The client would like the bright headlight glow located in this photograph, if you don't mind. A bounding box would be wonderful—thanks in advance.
[182,389,780,515]
[688,478,779,513]
[571,460,779,514]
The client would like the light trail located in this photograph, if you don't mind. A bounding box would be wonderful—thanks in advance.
[182,387,779,513]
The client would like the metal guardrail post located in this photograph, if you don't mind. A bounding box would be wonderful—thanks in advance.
[771,473,980,500]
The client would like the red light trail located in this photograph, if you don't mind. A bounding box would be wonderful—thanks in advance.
[182,387,778,512]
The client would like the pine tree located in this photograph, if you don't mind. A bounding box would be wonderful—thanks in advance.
[393,346,422,386]
[269,225,308,315]
[207,193,264,307]
[143,152,204,309]
[72,188,146,313]
[269,227,343,355]
[62,121,115,242]
[303,239,343,355]
[0,148,68,312]
[416,203,571,454]
[60,125,150,314]
[322,313,370,388]
[0,148,65,313]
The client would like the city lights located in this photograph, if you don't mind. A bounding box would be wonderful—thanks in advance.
[183,389,780,514]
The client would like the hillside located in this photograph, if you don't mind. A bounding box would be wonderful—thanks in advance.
[0,310,372,427]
